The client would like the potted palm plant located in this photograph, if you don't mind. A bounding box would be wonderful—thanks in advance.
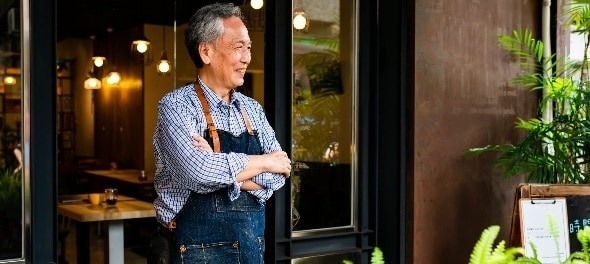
[465,0,590,184]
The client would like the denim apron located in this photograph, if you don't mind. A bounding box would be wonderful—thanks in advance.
[173,82,265,264]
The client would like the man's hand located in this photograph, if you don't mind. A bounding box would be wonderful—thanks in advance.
[195,133,292,180]
[264,150,292,178]
[192,134,213,152]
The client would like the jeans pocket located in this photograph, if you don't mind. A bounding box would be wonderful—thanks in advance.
[179,241,240,264]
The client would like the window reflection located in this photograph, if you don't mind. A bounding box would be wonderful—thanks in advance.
[0,4,23,260]
[291,0,356,233]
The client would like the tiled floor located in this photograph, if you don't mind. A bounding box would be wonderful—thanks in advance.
[60,219,149,264]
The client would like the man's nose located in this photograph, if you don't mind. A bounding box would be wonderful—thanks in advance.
[241,50,251,64]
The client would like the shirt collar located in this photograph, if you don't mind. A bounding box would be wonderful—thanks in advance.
[196,77,240,109]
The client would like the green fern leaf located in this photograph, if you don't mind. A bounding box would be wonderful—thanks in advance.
[371,247,384,264]
[469,225,500,264]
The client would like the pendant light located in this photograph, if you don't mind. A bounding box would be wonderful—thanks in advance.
[131,36,150,54]
[3,76,16,85]
[250,0,263,9]
[84,73,102,89]
[293,0,308,30]
[84,35,103,89]
[293,11,307,30]
[92,56,106,68]
[106,71,121,85]
[157,23,171,75]
[157,0,172,75]
[131,6,150,55]
[90,35,106,68]
[106,27,121,85]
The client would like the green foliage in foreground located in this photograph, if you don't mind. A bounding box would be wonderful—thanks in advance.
[469,225,590,264]
[342,247,384,264]
[0,168,21,208]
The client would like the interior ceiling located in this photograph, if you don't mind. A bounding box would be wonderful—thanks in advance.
[57,0,244,40]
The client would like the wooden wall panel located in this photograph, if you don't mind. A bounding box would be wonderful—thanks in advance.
[94,26,144,169]
[413,0,541,263]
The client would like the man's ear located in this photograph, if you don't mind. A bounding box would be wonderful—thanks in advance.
[198,43,211,65]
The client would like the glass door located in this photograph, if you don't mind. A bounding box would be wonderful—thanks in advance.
[291,0,357,236]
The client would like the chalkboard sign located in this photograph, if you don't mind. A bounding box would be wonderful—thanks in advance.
[510,184,590,253]
[566,196,590,253]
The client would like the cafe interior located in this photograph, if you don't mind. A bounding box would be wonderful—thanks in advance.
[0,0,359,263]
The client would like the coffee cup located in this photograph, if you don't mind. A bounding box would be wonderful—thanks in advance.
[88,193,101,205]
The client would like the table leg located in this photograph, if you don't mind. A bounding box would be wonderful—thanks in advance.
[105,220,125,264]
[76,222,90,264]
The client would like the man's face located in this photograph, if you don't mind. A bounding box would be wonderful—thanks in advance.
[210,17,252,89]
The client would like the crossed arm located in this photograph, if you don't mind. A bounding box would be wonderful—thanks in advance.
[191,134,291,191]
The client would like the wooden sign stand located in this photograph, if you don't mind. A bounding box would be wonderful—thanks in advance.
[510,184,590,252]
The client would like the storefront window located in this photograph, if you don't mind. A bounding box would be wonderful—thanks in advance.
[0,3,23,262]
[291,0,357,235]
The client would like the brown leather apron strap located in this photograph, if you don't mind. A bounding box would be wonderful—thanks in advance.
[194,80,221,153]
[193,79,255,152]
[241,105,254,135]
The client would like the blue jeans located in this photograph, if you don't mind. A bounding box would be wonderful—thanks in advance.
[174,189,265,264]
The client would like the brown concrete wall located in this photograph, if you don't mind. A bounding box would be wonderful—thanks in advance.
[413,0,540,263]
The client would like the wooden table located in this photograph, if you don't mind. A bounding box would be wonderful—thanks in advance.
[58,194,156,264]
[85,169,154,201]
[85,169,154,184]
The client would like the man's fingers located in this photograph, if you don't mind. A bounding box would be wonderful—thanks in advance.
[191,134,213,152]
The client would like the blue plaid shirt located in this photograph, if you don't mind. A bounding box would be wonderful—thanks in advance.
[152,79,286,224]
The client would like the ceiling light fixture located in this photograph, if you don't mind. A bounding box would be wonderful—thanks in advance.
[131,35,150,54]
[106,71,121,85]
[3,76,16,85]
[293,11,308,30]
[92,56,106,68]
[106,27,121,85]
[84,72,102,89]
[293,0,308,31]
[157,51,171,75]
[157,23,171,75]
[90,35,106,68]
[250,0,263,9]
[242,0,265,31]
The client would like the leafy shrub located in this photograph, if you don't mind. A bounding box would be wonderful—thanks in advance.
[0,168,21,211]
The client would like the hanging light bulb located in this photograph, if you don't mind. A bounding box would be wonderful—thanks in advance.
[157,20,171,75]
[92,56,106,67]
[106,27,121,85]
[157,51,171,74]
[84,66,102,89]
[84,76,102,89]
[106,71,121,85]
[293,11,307,30]
[132,37,150,54]
[250,0,263,9]
[3,76,16,85]
[89,35,106,68]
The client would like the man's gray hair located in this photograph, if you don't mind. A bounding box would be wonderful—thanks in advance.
[185,3,244,68]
